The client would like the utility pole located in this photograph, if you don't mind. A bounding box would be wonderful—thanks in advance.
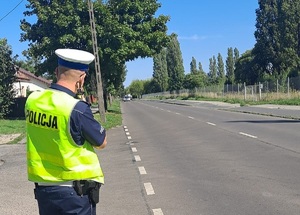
[87,0,106,122]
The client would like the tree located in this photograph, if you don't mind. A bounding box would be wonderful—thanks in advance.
[190,57,198,74]
[226,47,235,84]
[198,62,205,74]
[143,78,159,94]
[100,0,170,91]
[217,53,225,85]
[234,48,240,65]
[0,39,17,118]
[183,73,205,90]
[208,56,217,85]
[153,48,168,92]
[20,0,170,92]
[234,50,259,85]
[128,79,144,98]
[252,0,300,82]
[166,33,185,91]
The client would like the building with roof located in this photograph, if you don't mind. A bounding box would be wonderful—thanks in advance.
[14,67,52,97]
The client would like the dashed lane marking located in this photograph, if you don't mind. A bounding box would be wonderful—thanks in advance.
[153,208,164,215]
[123,123,162,214]
[134,155,141,162]
[206,122,216,126]
[144,182,155,195]
[239,132,257,139]
[138,166,147,175]
[188,116,194,119]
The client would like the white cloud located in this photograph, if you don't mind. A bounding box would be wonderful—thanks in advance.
[178,34,207,41]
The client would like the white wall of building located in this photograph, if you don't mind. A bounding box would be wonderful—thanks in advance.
[13,79,49,97]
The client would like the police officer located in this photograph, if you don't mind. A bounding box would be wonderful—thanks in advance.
[25,48,107,215]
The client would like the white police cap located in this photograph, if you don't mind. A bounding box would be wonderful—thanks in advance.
[55,48,95,72]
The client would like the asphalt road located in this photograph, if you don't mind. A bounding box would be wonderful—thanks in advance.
[117,100,300,215]
[1,100,300,215]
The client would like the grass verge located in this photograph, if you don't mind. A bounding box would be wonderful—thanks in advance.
[94,99,123,129]
[0,99,122,144]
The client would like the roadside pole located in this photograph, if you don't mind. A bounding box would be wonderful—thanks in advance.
[87,0,106,122]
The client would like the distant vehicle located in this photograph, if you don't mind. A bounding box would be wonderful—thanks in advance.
[122,95,131,102]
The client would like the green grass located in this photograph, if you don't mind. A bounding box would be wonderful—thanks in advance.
[0,119,26,144]
[0,119,26,135]
[94,100,123,129]
[0,99,122,144]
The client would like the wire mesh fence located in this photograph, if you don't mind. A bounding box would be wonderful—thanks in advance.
[143,76,300,101]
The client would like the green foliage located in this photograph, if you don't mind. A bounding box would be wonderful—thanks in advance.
[217,53,225,85]
[153,48,168,92]
[226,47,235,84]
[253,0,300,83]
[0,39,17,119]
[20,0,170,93]
[234,50,259,84]
[190,57,198,74]
[198,62,205,74]
[128,79,144,98]
[183,73,205,90]
[208,56,217,85]
[166,33,185,91]
[21,0,91,75]
[143,78,159,94]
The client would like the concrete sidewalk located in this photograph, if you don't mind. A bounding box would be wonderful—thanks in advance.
[228,104,300,120]
[159,99,300,120]
[97,125,150,215]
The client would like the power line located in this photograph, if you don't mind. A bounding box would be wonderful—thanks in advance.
[0,0,24,22]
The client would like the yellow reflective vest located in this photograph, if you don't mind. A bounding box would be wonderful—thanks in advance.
[25,89,104,184]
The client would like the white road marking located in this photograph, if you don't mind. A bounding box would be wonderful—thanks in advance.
[144,182,155,195]
[138,166,147,175]
[188,116,194,119]
[206,122,216,126]
[175,112,180,115]
[124,128,129,132]
[127,136,132,140]
[123,126,127,129]
[125,132,130,135]
[167,110,171,113]
[131,147,137,152]
[134,155,141,161]
[239,132,257,139]
[153,208,164,215]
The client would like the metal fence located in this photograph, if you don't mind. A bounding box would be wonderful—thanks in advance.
[143,76,300,101]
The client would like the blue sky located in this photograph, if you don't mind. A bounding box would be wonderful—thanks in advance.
[0,0,259,87]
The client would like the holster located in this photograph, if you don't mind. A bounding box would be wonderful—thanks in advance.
[73,180,101,205]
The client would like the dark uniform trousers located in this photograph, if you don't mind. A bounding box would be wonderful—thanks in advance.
[34,185,96,215]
